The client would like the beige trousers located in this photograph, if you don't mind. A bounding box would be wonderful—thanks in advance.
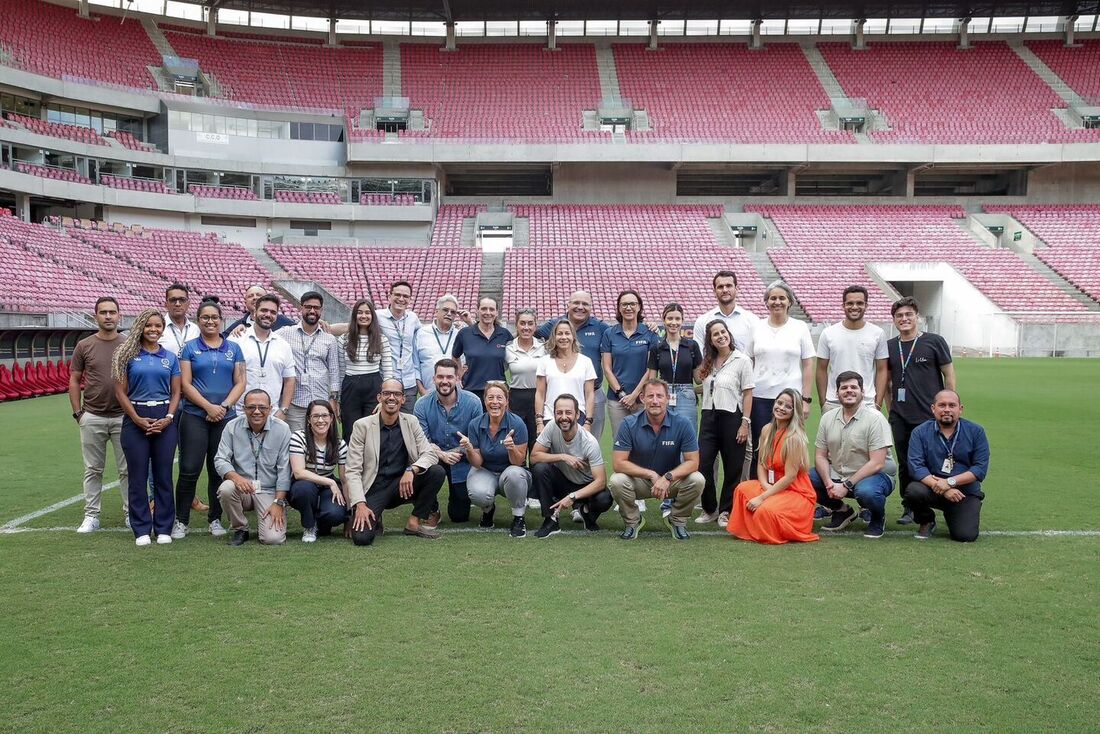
[217,480,286,544]
[78,412,128,518]
[608,472,705,527]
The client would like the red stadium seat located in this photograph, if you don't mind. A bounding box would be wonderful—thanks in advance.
[10,363,37,398]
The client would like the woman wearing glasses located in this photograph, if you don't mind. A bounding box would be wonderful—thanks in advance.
[288,400,348,543]
[600,290,661,440]
[174,297,247,539]
[504,308,545,450]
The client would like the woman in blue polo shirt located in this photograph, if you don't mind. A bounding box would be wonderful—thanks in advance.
[174,297,246,539]
[601,290,660,440]
[459,382,531,538]
[113,308,182,547]
[453,297,512,404]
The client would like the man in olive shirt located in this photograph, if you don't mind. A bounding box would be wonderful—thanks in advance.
[68,297,129,533]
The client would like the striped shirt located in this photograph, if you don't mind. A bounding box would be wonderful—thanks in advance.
[277,324,341,407]
[290,430,348,478]
[337,333,395,378]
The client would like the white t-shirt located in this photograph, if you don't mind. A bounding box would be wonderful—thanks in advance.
[231,327,296,411]
[693,304,757,356]
[817,321,889,403]
[536,353,597,420]
[752,317,815,400]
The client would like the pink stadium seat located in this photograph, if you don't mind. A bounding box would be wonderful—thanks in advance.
[0,365,21,401]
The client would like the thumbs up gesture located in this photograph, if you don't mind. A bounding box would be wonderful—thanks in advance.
[456,431,472,452]
[503,429,516,450]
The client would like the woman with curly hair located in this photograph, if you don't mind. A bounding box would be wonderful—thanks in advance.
[113,308,181,546]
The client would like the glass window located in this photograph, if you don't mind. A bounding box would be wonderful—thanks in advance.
[299,123,314,140]
[759,20,785,35]
[455,21,485,37]
[820,19,854,34]
[213,116,226,134]
[1074,15,1097,31]
[88,0,121,7]
[291,14,328,32]
[412,21,447,36]
[1025,16,1060,32]
[47,107,62,123]
[556,21,584,36]
[132,0,164,13]
[103,118,118,134]
[968,17,992,33]
[658,20,686,35]
[719,20,752,35]
[990,16,1026,33]
[247,119,257,137]
[786,19,820,35]
[251,12,290,29]
[586,20,618,36]
[921,19,956,33]
[887,18,922,34]
[485,21,518,37]
[335,19,369,34]
[686,20,719,35]
[165,0,202,21]
[519,21,546,36]
[862,18,888,34]
[374,21,410,35]
[619,20,650,35]
[219,8,248,25]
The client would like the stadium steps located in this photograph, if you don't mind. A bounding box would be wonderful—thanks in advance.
[461,217,477,247]
[383,41,402,97]
[800,44,848,99]
[594,43,624,104]
[142,19,179,60]
[708,217,740,248]
[478,251,505,312]
[745,251,810,322]
[1008,41,1088,108]
[1015,250,1100,310]
[249,247,292,280]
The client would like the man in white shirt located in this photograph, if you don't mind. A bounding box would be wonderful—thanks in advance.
[378,280,421,413]
[415,294,470,394]
[231,294,296,420]
[815,285,888,414]
[693,270,756,355]
[158,283,200,357]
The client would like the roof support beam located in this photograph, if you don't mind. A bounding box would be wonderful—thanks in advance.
[208,6,219,36]
[750,18,762,49]
[956,17,971,50]
[648,19,658,50]
[1062,15,1079,46]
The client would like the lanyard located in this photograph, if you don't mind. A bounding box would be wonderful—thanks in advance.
[938,427,960,460]
[432,325,454,355]
[667,340,680,382]
[249,430,267,469]
[898,334,920,385]
[252,336,271,371]
[390,315,407,363]
[167,322,188,355]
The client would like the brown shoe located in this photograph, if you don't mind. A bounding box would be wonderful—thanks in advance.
[422,510,441,531]
[191,497,209,512]
[403,525,441,540]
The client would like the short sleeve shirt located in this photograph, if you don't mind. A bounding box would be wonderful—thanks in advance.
[505,338,546,390]
[600,323,661,398]
[452,324,513,390]
[468,411,528,473]
[537,354,597,420]
[817,322,889,404]
[700,351,755,414]
[751,317,815,399]
[613,410,699,476]
[71,333,124,416]
[290,430,348,478]
[179,337,245,418]
[648,339,702,385]
[231,327,297,411]
[125,347,180,403]
[536,422,604,485]
[815,404,893,479]
[158,318,201,357]
[887,332,953,424]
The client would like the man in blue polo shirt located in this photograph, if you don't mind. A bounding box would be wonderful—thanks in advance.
[609,379,705,540]
[535,290,610,439]
[905,389,990,542]
[414,358,483,527]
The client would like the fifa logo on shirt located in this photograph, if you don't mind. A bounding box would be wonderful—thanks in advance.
[661,440,676,446]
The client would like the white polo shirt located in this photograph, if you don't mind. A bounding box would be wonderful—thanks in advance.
[231,325,296,411]
[158,317,201,357]
[693,304,757,356]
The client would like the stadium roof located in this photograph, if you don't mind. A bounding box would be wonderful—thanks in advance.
[198,0,1100,23]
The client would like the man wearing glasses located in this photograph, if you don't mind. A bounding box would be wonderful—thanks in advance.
[214,389,293,546]
[277,292,342,432]
[378,281,422,413]
[415,294,470,395]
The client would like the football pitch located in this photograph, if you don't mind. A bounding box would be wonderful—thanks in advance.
[0,358,1096,732]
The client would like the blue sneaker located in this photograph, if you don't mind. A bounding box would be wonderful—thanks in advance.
[618,515,646,540]
[813,505,831,521]
[858,508,872,524]
[863,516,885,538]
[660,498,673,518]
[664,515,689,541]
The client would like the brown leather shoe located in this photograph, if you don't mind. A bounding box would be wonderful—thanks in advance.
[403,525,441,540]
[422,510,441,531]
[191,497,209,512]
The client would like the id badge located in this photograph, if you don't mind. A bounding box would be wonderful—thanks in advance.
[259,369,267,378]
[941,457,954,474]
[668,391,678,407]
[897,388,906,403]
[767,469,775,484]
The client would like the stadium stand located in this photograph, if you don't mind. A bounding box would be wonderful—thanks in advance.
[188,184,259,201]
[400,43,604,141]
[985,204,1100,303]
[360,194,418,206]
[274,190,343,205]
[105,131,158,153]
[1027,40,1100,101]
[101,175,172,194]
[614,43,851,143]
[0,0,160,88]
[748,204,1092,322]
[14,162,93,185]
[819,41,1100,144]
[4,113,108,145]
[428,204,486,248]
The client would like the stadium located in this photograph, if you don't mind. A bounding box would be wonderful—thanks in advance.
[0,0,1097,730]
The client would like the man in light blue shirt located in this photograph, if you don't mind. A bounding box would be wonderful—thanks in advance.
[378,280,421,413]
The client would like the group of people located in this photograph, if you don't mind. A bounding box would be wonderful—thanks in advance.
[67,271,990,548]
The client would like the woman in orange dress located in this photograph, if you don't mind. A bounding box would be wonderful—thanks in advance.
[728,388,819,544]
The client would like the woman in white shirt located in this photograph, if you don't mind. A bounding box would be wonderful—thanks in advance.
[750,281,814,452]
[696,319,754,526]
[534,320,596,435]
[505,308,546,449]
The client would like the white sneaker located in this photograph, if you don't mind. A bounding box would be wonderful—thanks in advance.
[302,526,318,543]
[171,520,188,540]
[209,519,227,537]
[717,511,730,527]
[156,534,172,545]
[124,515,132,530]
[636,499,647,513]
[526,498,542,511]
[76,516,100,533]
[695,510,720,524]
[571,509,583,524]
[135,534,152,547]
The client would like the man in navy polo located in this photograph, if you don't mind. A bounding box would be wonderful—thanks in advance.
[413,358,483,527]
[609,379,705,540]
[535,290,610,439]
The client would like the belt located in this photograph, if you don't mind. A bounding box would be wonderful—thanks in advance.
[132,399,170,407]
[669,383,694,388]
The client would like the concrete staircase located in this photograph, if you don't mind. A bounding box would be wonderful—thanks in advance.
[512,217,530,247]
[461,217,477,247]
[1016,251,1100,311]
[708,217,740,248]
[594,43,624,104]
[479,251,505,310]
[801,44,847,99]
[383,41,402,97]
[745,251,810,322]
[248,246,291,280]
[142,19,177,59]
[1009,41,1087,107]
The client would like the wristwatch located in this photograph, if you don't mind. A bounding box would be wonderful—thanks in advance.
[72,411,83,420]
[803,396,813,404]
[663,472,674,482]
[274,498,288,508]
[946,477,957,488]
[165,412,175,421]
[569,492,577,502]
[616,389,626,399]
[842,479,855,491]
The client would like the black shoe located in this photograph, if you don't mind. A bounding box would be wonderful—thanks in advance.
[822,505,857,531]
[479,504,496,529]
[896,509,915,525]
[578,504,600,532]
[858,508,872,524]
[230,530,249,546]
[509,515,526,538]
[534,518,560,538]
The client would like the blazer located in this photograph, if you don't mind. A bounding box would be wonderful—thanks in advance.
[345,412,438,506]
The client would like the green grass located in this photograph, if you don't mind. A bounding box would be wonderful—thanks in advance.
[1,358,1097,732]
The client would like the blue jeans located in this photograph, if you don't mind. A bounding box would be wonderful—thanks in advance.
[809,467,893,522]
[669,385,697,430]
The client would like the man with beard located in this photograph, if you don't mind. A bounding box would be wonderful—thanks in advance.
[534,290,610,440]
[415,294,469,394]
[693,269,757,355]
[345,379,445,545]
[816,285,888,414]
[529,394,611,538]
[905,390,989,542]
[230,294,296,421]
[810,371,894,538]
[223,284,295,337]
[413,358,483,526]
[277,292,341,432]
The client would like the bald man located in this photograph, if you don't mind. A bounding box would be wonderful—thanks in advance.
[905,390,990,542]
[223,284,295,337]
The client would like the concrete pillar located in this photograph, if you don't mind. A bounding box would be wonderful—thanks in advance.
[956,17,971,49]
[1063,16,1078,46]
[750,19,762,49]
[16,193,30,222]
[77,0,89,19]
[547,20,557,50]
[786,168,797,195]
[206,7,218,36]
[906,169,916,198]
[328,17,337,47]
[446,22,456,51]
[648,20,658,50]
[853,18,866,49]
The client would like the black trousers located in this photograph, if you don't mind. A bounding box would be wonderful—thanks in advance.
[904,481,983,542]
[699,408,748,515]
[352,464,445,546]
[175,411,231,525]
[531,462,613,520]
[289,479,348,534]
[430,464,472,523]
[341,372,381,439]
[889,413,924,510]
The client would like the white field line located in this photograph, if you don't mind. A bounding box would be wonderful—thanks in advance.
[0,481,119,530]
